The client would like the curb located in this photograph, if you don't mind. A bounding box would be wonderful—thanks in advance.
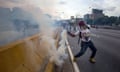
[65,39,80,72]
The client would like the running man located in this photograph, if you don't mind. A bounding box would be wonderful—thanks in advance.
[67,21,97,63]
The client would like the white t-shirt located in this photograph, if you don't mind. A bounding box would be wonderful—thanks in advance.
[74,29,91,42]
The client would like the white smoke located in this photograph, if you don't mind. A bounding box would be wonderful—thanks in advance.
[23,6,68,66]
[50,29,68,66]
[0,31,23,45]
[0,0,68,66]
[0,0,56,14]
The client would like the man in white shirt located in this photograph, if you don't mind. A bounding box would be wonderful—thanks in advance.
[67,21,97,63]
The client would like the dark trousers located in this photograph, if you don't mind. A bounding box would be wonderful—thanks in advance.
[75,41,97,58]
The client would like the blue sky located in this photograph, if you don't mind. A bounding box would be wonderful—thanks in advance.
[0,0,120,19]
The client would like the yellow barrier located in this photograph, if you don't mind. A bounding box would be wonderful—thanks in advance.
[0,33,59,72]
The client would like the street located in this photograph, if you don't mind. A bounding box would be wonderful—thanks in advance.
[68,28,120,72]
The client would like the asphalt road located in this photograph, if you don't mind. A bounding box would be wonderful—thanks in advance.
[68,28,120,72]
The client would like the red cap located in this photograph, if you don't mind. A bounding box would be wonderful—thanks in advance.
[79,21,85,26]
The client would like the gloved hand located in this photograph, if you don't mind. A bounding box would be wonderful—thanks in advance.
[67,31,75,37]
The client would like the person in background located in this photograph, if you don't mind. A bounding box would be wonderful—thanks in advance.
[67,21,97,63]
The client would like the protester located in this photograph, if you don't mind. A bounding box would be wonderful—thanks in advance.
[67,21,97,63]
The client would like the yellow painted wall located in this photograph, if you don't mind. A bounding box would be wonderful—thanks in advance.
[0,34,58,72]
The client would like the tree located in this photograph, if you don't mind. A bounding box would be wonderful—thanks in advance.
[109,16,117,26]
[115,16,120,26]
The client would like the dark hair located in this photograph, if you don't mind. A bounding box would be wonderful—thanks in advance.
[79,21,85,26]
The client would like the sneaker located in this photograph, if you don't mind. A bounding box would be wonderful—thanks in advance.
[89,58,96,63]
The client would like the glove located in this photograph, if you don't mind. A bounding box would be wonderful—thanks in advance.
[67,31,75,37]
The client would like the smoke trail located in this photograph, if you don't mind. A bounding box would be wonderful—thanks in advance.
[20,0,68,66]
[50,29,68,66]
[0,0,68,66]
[21,6,68,66]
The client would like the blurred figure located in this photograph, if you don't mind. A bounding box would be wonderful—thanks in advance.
[67,21,97,63]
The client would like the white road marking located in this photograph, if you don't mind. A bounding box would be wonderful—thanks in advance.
[65,39,80,72]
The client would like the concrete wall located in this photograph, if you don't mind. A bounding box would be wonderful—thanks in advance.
[0,33,59,72]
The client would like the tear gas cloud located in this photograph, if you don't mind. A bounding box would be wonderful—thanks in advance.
[0,0,68,66]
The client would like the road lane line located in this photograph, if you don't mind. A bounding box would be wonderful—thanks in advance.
[65,39,80,72]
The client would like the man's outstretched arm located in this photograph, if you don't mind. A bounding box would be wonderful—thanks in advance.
[67,30,80,37]
[67,31,76,37]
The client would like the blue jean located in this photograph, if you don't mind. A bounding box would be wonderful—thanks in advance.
[75,41,97,58]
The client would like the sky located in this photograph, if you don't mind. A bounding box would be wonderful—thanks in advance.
[0,0,120,19]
